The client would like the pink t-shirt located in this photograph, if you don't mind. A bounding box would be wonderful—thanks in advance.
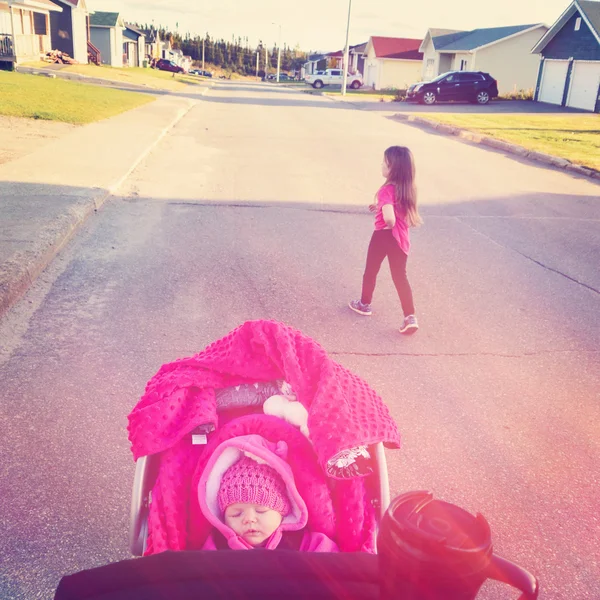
[374,184,410,254]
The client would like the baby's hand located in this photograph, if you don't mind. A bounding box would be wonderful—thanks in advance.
[368,202,377,213]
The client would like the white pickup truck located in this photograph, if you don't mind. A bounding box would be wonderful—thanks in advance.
[305,68,363,90]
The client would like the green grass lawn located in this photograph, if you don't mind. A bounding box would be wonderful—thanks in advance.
[0,71,154,124]
[21,63,207,90]
[422,113,600,171]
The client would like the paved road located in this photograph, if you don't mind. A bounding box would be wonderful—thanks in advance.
[1,81,599,599]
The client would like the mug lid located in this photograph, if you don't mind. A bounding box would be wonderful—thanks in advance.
[388,491,492,554]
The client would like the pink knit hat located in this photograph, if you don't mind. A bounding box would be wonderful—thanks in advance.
[218,456,291,516]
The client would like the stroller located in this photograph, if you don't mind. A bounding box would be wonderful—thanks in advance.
[55,320,539,600]
[128,319,397,556]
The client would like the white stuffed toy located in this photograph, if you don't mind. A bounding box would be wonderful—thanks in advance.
[263,394,310,438]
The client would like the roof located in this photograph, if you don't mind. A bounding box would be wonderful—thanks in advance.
[350,42,367,53]
[11,0,62,11]
[326,50,344,57]
[125,22,144,36]
[532,0,600,52]
[433,24,540,51]
[428,28,465,49]
[369,36,424,59]
[89,11,122,27]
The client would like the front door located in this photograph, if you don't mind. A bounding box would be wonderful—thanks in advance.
[436,73,460,101]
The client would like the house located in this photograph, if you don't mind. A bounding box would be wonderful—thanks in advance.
[532,0,600,112]
[123,22,144,67]
[49,0,89,64]
[302,53,326,78]
[325,49,343,69]
[143,27,160,60]
[0,0,61,67]
[363,36,423,90]
[89,10,124,67]
[349,41,367,75]
[419,24,549,95]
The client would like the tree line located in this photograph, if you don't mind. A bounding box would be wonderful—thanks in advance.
[137,26,309,75]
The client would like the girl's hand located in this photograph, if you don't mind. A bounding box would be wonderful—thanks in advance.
[368,202,377,213]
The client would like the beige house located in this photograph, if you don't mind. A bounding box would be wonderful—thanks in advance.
[0,0,62,67]
[363,36,423,90]
[419,24,548,95]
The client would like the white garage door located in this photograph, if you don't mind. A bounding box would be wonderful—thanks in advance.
[567,61,600,111]
[539,60,569,105]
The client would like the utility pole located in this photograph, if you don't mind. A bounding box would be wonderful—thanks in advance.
[265,44,268,78]
[202,38,205,70]
[341,0,352,96]
[256,51,259,79]
[274,24,282,82]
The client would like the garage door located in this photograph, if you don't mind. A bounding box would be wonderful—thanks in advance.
[567,61,600,111]
[538,60,569,105]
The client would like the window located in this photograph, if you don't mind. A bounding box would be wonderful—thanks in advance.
[460,59,468,71]
[458,73,484,82]
[33,12,47,35]
[575,17,581,31]
[331,70,341,76]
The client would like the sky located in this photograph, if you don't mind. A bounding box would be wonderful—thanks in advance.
[88,0,572,51]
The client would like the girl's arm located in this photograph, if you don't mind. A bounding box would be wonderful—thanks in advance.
[382,204,396,229]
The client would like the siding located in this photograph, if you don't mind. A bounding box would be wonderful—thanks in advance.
[71,7,87,63]
[474,27,548,94]
[420,38,439,79]
[380,58,422,89]
[90,27,110,65]
[543,12,600,60]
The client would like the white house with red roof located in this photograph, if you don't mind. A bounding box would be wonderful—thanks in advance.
[363,36,424,90]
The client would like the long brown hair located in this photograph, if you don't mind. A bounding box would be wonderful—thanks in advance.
[383,146,422,227]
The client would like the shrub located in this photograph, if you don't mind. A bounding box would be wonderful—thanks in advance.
[499,88,534,101]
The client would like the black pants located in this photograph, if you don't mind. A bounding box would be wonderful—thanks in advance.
[361,230,415,316]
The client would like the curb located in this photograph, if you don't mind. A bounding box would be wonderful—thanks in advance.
[0,100,196,320]
[392,113,600,182]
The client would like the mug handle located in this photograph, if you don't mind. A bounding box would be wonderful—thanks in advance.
[488,554,539,600]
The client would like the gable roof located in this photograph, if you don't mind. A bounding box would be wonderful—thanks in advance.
[11,0,62,11]
[369,36,423,60]
[90,11,123,27]
[350,41,368,53]
[433,24,541,51]
[532,0,600,52]
[125,22,144,37]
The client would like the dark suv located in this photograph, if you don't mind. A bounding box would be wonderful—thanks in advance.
[406,71,498,105]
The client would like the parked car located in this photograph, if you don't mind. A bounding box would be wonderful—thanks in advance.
[202,70,213,78]
[304,69,363,90]
[406,71,498,105]
[188,69,202,76]
[155,59,184,74]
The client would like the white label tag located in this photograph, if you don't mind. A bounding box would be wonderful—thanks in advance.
[192,434,208,445]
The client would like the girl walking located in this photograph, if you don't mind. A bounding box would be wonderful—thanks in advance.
[349,146,422,334]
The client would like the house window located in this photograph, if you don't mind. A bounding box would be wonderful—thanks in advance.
[574,17,581,31]
[460,59,468,71]
[33,12,47,36]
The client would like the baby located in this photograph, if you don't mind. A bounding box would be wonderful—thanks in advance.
[198,435,339,552]
[218,457,291,547]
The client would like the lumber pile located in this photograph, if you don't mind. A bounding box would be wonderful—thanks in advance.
[43,50,78,65]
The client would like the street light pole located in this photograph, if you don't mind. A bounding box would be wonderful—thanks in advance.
[341,0,352,96]
[272,22,282,82]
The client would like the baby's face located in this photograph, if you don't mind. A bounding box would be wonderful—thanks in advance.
[224,503,283,547]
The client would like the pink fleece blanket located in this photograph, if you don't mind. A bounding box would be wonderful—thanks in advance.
[127,320,401,554]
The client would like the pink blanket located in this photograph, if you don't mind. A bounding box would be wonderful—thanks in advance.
[127,320,401,554]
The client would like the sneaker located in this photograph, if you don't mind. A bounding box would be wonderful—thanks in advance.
[348,299,372,316]
[399,314,419,334]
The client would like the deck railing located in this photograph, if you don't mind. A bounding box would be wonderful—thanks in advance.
[0,33,13,57]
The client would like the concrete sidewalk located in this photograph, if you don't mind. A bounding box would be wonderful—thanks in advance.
[0,93,198,319]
